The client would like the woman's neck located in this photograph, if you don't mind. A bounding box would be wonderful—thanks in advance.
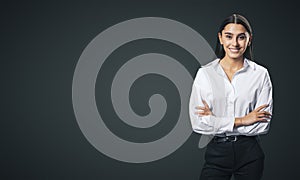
[220,56,244,71]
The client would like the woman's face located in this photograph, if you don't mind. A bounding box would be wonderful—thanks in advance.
[218,23,251,60]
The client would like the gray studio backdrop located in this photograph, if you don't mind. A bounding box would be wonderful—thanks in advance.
[2,0,299,179]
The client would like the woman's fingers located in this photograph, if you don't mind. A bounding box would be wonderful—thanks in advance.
[194,101,212,116]
[195,106,205,110]
[255,104,269,112]
[257,111,272,118]
[194,111,209,116]
[257,117,269,122]
[263,111,272,116]
[202,100,210,109]
[194,108,211,116]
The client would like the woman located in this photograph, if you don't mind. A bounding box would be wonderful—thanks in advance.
[189,13,273,180]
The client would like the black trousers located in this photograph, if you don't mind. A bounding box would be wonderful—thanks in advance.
[200,135,265,180]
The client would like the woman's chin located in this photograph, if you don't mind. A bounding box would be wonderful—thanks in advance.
[227,53,243,60]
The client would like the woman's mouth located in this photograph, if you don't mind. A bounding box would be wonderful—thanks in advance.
[229,48,240,53]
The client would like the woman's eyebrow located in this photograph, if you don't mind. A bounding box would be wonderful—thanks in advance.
[224,32,247,36]
[237,33,246,36]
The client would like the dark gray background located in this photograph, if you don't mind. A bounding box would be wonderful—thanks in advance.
[2,0,299,179]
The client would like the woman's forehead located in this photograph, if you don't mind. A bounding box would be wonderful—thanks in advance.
[222,23,247,34]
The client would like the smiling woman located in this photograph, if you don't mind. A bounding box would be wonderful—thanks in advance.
[215,13,253,61]
[189,13,273,180]
[219,24,251,66]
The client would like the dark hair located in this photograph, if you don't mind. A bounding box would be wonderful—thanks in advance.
[215,13,254,60]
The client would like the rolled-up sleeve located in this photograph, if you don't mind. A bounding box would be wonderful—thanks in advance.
[241,69,273,135]
[189,68,235,135]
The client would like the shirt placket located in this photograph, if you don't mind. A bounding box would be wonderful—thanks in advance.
[224,70,241,136]
[226,80,235,118]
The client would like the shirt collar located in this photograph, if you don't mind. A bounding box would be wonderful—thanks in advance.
[206,58,255,77]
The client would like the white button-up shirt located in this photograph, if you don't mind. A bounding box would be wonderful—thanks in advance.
[189,58,273,136]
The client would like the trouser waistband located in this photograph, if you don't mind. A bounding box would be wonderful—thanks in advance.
[213,135,257,143]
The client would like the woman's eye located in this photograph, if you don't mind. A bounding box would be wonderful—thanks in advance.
[238,36,246,40]
[225,35,232,39]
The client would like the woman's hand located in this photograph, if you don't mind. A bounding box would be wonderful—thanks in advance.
[235,104,271,127]
[195,100,213,116]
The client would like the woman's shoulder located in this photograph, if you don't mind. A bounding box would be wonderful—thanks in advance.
[247,59,269,74]
[201,59,220,69]
[195,59,217,72]
[195,59,219,74]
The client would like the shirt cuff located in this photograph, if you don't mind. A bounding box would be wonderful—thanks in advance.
[214,116,235,133]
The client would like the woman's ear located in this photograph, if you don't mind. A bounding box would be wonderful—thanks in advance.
[248,35,252,46]
[218,32,223,45]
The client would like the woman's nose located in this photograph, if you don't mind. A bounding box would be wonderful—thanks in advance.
[232,38,239,46]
